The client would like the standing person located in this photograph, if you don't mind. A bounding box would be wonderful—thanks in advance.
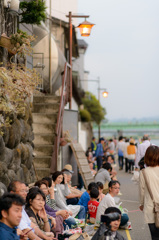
[91,136,97,157]
[87,188,99,224]
[108,139,115,156]
[116,136,125,170]
[139,145,159,240]
[0,193,25,240]
[136,135,151,168]
[127,139,136,173]
[96,137,105,170]
[123,138,129,172]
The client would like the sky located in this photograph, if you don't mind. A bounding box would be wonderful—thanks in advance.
[78,0,159,121]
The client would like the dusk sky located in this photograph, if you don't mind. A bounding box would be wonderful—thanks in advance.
[78,0,159,121]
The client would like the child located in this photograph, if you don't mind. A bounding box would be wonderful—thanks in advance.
[96,182,105,202]
[88,187,99,224]
[77,182,98,213]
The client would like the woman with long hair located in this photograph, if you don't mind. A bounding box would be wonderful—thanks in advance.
[25,187,54,238]
[139,145,159,240]
[52,171,85,219]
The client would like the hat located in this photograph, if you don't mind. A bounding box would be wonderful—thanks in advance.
[63,164,74,173]
[130,139,135,144]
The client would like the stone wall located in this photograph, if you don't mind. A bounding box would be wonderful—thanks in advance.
[0,104,36,195]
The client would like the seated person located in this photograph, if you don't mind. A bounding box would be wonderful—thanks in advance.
[95,162,112,194]
[95,180,129,228]
[42,177,76,229]
[52,171,85,220]
[88,188,99,224]
[89,162,97,177]
[61,168,82,205]
[0,193,25,240]
[8,180,52,240]
[92,207,126,240]
[96,182,105,202]
[25,187,54,238]
[34,180,64,237]
[103,155,117,178]
[77,182,98,213]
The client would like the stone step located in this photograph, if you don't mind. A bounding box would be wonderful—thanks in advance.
[32,113,57,124]
[33,133,55,145]
[33,103,59,114]
[35,168,51,179]
[33,95,60,104]
[34,156,51,168]
[33,123,56,134]
[34,144,53,156]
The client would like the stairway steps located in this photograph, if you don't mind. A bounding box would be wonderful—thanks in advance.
[33,123,56,134]
[33,133,55,145]
[32,113,57,124]
[33,95,60,104]
[35,168,51,179]
[34,144,53,156]
[34,156,51,168]
[33,103,59,114]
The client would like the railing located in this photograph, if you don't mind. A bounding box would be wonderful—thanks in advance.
[50,62,71,173]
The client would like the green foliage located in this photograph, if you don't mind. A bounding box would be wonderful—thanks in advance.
[19,0,47,25]
[79,109,91,122]
[82,91,106,125]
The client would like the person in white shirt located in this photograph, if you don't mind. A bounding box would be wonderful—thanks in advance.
[95,180,129,228]
[135,135,151,168]
[116,137,125,170]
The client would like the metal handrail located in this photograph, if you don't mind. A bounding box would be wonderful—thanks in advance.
[50,62,71,173]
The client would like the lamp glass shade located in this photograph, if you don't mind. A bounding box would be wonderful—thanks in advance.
[77,20,94,37]
[102,91,108,98]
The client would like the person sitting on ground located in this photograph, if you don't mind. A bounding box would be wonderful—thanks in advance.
[0,193,25,240]
[103,155,117,178]
[8,180,53,240]
[42,177,76,229]
[61,167,82,205]
[52,171,85,220]
[89,162,97,177]
[95,162,112,194]
[34,180,64,238]
[77,182,98,213]
[92,207,126,240]
[25,187,54,238]
[95,180,130,229]
[96,182,105,202]
[87,188,99,224]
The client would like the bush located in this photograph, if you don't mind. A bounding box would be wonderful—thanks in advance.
[79,109,91,122]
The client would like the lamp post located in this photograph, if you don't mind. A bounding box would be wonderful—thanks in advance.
[66,12,94,109]
[80,78,108,139]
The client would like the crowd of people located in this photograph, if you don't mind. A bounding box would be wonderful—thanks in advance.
[0,134,159,240]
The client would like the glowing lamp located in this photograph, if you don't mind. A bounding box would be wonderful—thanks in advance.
[102,91,108,98]
[77,20,94,37]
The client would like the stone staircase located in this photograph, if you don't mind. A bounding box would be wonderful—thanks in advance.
[32,95,60,179]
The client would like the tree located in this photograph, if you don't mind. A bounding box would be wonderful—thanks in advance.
[82,91,106,125]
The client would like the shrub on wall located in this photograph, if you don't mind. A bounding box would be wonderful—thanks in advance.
[79,109,91,122]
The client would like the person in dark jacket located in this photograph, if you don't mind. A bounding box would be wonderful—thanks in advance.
[92,207,126,240]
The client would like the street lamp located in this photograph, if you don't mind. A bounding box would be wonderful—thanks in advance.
[66,12,94,109]
[80,79,108,139]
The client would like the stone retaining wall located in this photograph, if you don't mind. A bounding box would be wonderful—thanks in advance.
[0,104,36,196]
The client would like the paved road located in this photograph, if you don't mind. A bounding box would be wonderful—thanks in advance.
[116,168,151,240]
